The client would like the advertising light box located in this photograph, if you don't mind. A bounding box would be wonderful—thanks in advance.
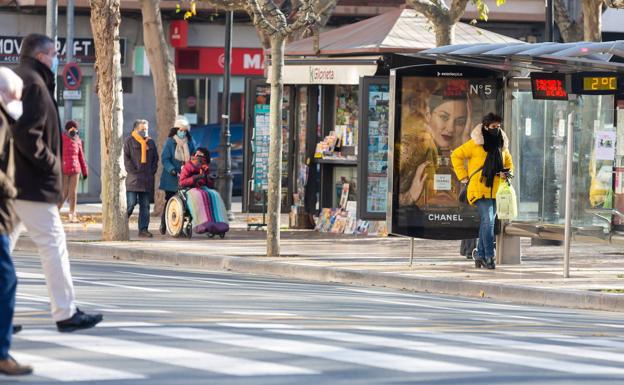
[388,65,504,239]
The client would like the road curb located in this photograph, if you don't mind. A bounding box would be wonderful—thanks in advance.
[15,238,624,312]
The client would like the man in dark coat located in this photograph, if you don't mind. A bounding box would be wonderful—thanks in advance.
[0,67,32,376]
[8,34,102,332]
[124,119,158,238]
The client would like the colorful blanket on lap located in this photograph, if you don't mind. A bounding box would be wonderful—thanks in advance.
[185,187,229,228]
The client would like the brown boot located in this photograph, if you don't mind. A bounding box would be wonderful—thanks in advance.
[0,355,33,376]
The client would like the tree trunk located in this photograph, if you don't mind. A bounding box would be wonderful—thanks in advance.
[90,0,129,241]
[267,35,285,257]
[434,21,454,46]
[582,0,602,42]
[553,0,583,42]
[140,0,179,216]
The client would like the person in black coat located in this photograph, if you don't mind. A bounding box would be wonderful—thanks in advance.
[124,119,158,238]
[8,34,102,333]
[0,66,32,376]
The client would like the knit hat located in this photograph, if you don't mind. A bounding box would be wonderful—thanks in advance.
[174,115,190,129]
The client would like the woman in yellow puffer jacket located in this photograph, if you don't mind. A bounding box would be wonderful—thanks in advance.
[451,113,513,269]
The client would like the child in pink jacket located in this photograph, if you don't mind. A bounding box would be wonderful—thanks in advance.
[59,120,88,222]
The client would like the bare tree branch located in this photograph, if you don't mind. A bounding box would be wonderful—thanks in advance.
[405,0,446,21]
[449,0,470,23]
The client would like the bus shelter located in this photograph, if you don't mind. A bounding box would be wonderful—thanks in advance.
[388,41,624,277]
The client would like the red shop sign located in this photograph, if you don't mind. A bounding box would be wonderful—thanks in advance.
[169,20,188,48]
[175,47,265,76]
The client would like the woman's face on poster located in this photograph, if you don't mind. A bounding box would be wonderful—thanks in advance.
[426,99,468,149]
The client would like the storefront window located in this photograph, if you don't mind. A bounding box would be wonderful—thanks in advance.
[512,91,615,230]
[364,83,390,215]
[58,76,92,194]
[178,78,209,125]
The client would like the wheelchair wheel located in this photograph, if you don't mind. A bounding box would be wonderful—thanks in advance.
[165,195,186,237]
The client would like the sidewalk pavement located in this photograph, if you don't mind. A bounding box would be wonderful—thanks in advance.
[16,203,624,312]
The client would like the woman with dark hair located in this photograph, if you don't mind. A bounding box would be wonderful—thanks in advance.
[158,115,196,234]
[60,120,88,223]
[451,113,514,269]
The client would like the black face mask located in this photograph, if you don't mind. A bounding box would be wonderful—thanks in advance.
[69,131,77,138]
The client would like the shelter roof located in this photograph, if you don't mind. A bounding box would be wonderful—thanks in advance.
[417,41,624,73]
[285,7,520,56]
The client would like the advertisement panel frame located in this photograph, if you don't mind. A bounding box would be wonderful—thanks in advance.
[357,76,390,220]
[388,64,504,240]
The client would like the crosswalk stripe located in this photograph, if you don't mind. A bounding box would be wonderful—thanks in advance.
[97,321,161,328]
[18,329,315,376]
[217,323,301,329]
[420,333,624,364]
[117,271,239,286]
[11,351,145,382]
[124,327,486,373]
[270,329,624,375]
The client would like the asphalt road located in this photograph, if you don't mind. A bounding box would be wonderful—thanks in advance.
[5,251,624,385]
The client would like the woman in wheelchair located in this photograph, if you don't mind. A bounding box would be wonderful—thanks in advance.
[176,148,229,235]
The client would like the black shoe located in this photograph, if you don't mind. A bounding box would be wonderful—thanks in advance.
[138,230,153,238]
[12,325,22,335]
[56,309,103,333]
[484,257,496,270]
[159,224,166,235]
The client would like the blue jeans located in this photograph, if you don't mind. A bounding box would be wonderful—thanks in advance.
[127,191,151,232]
[0,234,16,359]
[475,199,496,260]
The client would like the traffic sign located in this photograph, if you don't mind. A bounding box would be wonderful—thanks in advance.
[62,62,82,91]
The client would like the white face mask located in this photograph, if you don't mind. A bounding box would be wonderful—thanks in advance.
[5,100,22,120]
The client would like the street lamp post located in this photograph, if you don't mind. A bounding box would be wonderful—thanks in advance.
[218,11,234,219]
[64,0,75,121]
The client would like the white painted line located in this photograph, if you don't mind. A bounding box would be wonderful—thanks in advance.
[368,298,555,323]
[117,271,239,286]
[354,326,423,333]
[272,329,624,375]
[73,278,169,293]
[96,309,171,314]
[493,331,578,339]
[597,323,624,329]
[97,321,161,328]
[11,351,145,381]
[218,323,301,329]
[352,315,425,320]
[222,311,296,317]
[549,338,624,350]
[125,327,485,373]
[416,333,624,366]
[15,306,40,312]
[18,329,314,377]
[16,272,46,279]
[16,293,118,309]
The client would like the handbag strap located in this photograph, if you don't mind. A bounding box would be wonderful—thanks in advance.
[466,166,483,182]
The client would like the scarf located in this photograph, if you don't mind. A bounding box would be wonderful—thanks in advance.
[481,127,504,188]
[131,130,148,164]
[173,135,191,162]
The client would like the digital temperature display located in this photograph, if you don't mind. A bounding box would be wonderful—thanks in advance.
[583,76,616,91]
[572,72,620,95]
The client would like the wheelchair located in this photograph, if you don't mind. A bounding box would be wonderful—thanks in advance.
[165,188,193,238]
[164,187,228,239]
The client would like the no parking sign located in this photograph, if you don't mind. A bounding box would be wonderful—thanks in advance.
[62,62,82,91]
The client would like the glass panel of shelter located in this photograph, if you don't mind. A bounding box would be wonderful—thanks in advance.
[511,82,616,232]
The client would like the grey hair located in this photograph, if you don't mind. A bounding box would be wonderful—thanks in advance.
[133,119,148,130]
[20,34,55,61]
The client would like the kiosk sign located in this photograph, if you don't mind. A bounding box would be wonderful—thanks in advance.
[388,65,504,239]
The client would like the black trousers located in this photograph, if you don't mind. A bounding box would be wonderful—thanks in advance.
[160,191,177,230]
